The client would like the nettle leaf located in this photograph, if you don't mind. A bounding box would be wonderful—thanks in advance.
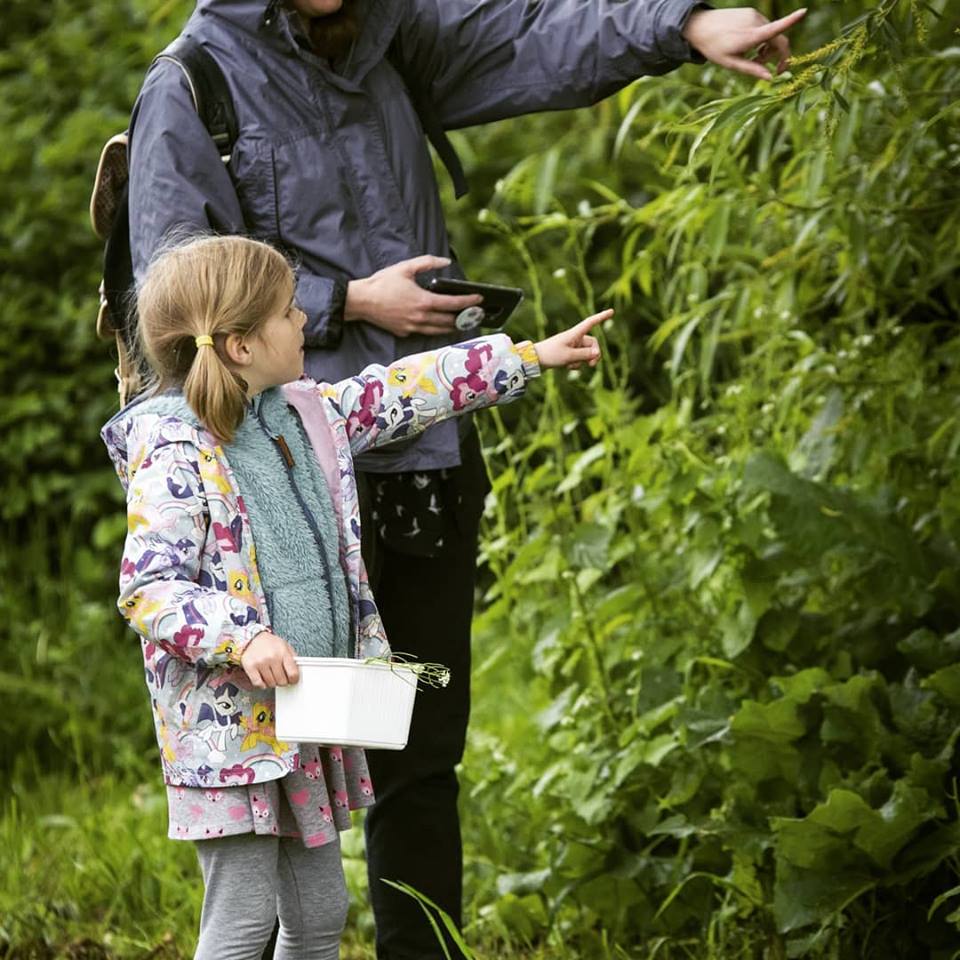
[614,733,679,788]
[889,822,960,887]
[771,668,833,704]
[898,627,960,673]
[739,555,776,619]
[730,742,803,791]
[536,684,578,732]
[774,783,933,876]
[495,868,552,898]
[731,697,806,744]
[888,682,948,752]
[555,442,606,494]
[819,674,888,756]
[688,546,723,590]
[774,860,874,933]
[743,452,933,580]
[922,664,960,708]
[721,600,759,659]
[790,387,844,479]
[490,892,549,943]
[757,606,801,652]
[664,761,706,806]
[567,521,615,570]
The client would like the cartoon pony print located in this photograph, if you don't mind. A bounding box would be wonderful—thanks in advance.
[448,342,495,411]
[386,356,438,398]
[374,396,438,439]
[197,445,232,496]
[493,365,524,398]
[193,681,243,762]
[129,532,203,586]
[198,559,227,592]
[240,702,288,753]
[219,763,256,786]
[223,570,259,628]
[153,698,180,763]
[165,456,200,500]
[225,570,258,613]
[345,379,385,440]
[121,591,162,636]
[212,516,244,555]
[212,634,244,661]
[173,624,205,653]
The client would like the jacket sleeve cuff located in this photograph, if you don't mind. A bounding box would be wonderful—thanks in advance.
[513,340,542,381]
[224,622,269,666]
[662,1,713,65]
[298,273,347,349]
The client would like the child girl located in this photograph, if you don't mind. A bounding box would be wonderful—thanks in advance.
[101,235,609,960]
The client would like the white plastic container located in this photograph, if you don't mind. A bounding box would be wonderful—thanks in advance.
[275,657,419,749]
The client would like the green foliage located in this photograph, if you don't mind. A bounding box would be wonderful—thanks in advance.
[0,0,192,784]
[0,775,197,958]
[2,0,959,957]
[454,1,960,956]
[0,0,190,524]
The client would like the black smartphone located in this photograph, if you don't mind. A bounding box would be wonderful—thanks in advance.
[426,277,524,332]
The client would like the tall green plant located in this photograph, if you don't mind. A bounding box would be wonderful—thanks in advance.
[460,1,960,956]
[0,0,192,783]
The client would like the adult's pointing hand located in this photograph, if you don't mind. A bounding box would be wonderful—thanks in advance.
[682,7,808,80]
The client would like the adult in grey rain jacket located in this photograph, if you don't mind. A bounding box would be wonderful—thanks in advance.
[127,2,806,957]
[129,0,715,473]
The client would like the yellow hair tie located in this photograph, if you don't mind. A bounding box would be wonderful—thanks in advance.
[195,335,214,349]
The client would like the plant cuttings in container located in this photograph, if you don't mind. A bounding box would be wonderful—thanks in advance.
[363,653,451,690]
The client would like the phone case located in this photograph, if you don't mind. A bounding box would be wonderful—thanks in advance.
[427,277,524,331]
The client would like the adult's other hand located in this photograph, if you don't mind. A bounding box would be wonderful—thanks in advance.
[683,7,808,80]
[345,256,483,337]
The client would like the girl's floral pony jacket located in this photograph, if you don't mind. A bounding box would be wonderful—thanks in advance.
[102,334,540,788]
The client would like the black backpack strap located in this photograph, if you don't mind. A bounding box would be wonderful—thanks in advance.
[154,35,239,164]
[388,49,468,199]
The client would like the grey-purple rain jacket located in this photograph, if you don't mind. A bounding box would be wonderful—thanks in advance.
[128,0,705,472]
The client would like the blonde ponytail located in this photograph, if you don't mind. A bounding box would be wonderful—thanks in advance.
[136,236,294,443]
[182,336,249,443]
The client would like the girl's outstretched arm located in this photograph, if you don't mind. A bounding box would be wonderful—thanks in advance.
[321,309,612,457]
[118,438,269,668]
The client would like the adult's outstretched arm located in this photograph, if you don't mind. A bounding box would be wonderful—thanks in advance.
[394,0,709,129]
[394,0,807,128]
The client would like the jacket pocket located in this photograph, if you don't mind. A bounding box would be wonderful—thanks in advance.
[232,143,281,243]
[269,127,360,263]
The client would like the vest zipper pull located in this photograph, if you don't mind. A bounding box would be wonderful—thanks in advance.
[273,434,295,469]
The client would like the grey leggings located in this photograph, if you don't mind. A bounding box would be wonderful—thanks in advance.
[194,832,347,960]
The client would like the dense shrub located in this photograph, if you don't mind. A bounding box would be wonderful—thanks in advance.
[458,2,960,956]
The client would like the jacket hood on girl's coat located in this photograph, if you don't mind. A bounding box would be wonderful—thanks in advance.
[100,393,204,490]
[192,0,403,81]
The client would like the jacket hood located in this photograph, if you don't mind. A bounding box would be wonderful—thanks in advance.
[194,0,403,79]
[101,392,203,481]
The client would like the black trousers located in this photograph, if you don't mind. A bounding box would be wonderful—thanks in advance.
[360,432,487,960]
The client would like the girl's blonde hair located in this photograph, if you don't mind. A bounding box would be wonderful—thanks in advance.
[134,235,294,443]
